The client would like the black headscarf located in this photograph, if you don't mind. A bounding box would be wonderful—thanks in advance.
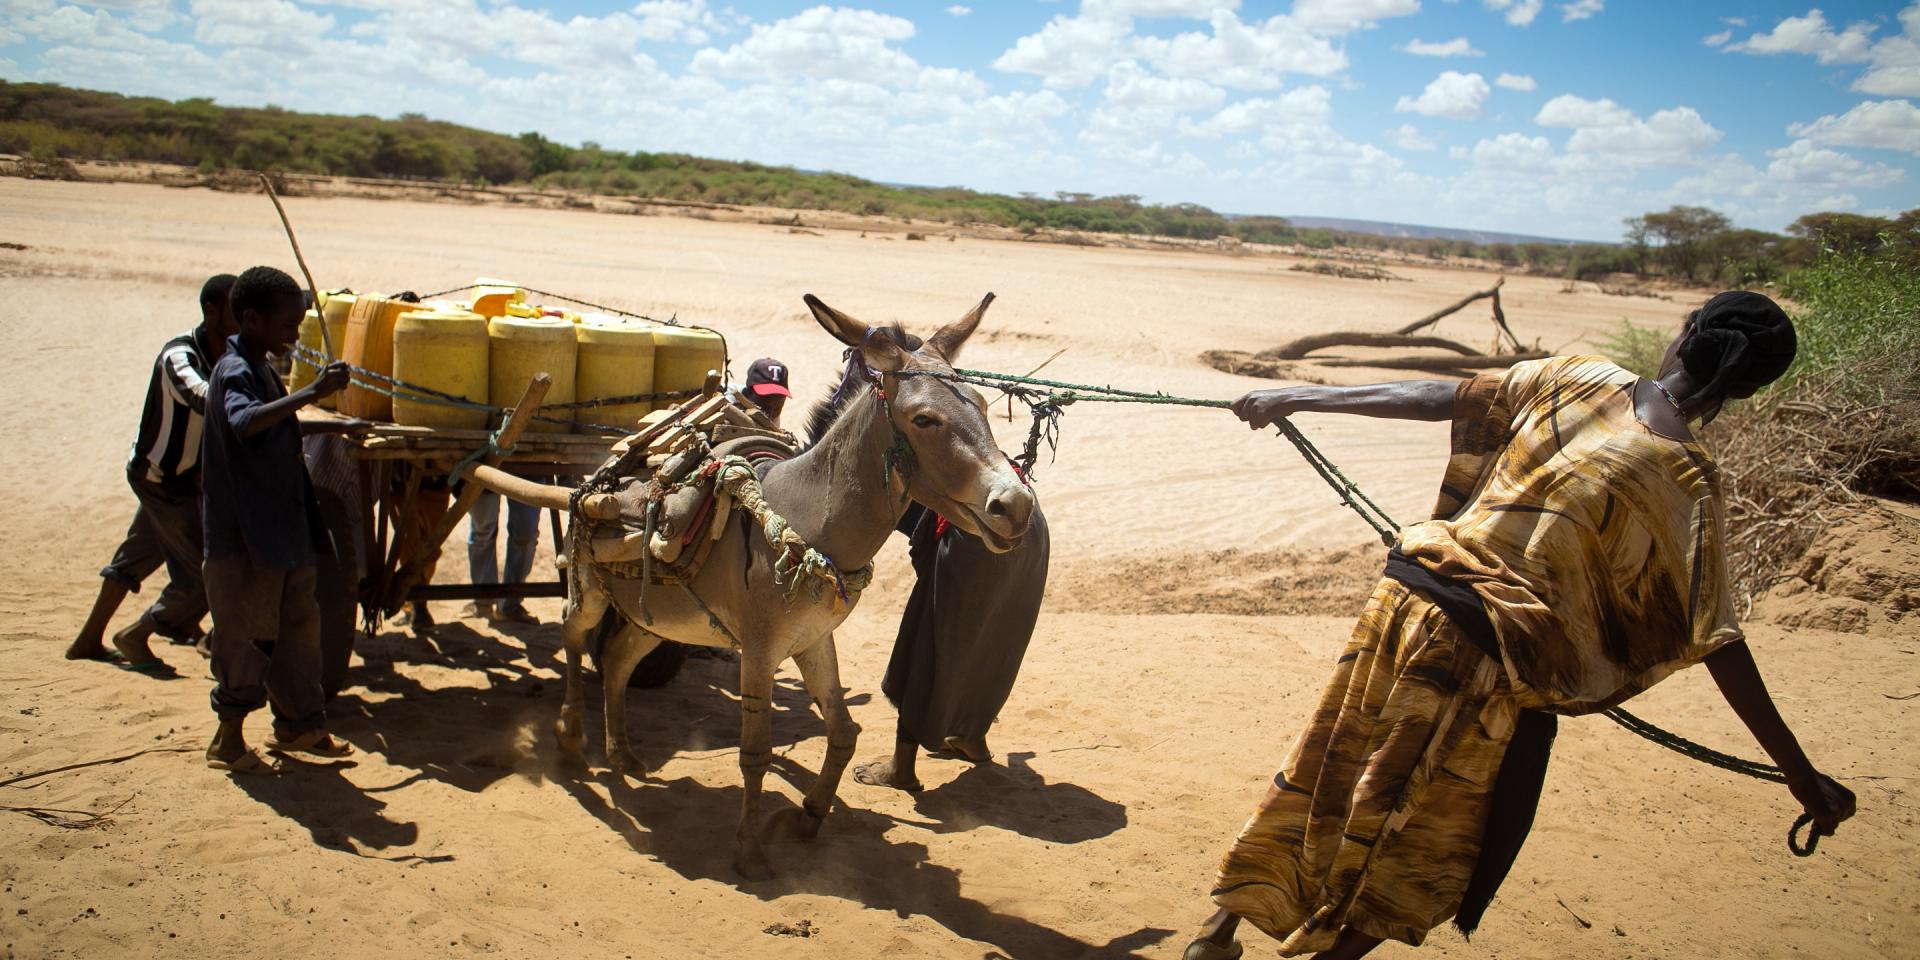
[1680,290,1797,401]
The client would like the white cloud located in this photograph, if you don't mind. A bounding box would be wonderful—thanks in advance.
[1463,131,1556,173]
[1494,71,1535,90]
[1535,93,1631,127]
[1394,70,1489,119]
[1401,36,1483,57]
[946,4,971,15]
[1855,4,1920,97]
[991,8,1135,89]
[1766,138,1905,189]
[692,7,918,83]
[632,0,719,44]
[1726,8,1875,64]
[1391,123,1436,150]
[1090,0,1237,16]
[1102,59,1225,111]
[1719,4,1920,98]
[1483,0,1543,27]
[1291,0,1422,34]
[1788,100,1920,154]
[1703,29,1733,47]
[1536,94,1721,166]
[1136,12,1348,88]
[1560,0,1602,23]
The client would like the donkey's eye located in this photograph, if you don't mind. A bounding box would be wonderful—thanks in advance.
[912,414,940,429]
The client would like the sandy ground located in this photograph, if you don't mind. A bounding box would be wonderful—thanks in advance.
[1,179,1915,960]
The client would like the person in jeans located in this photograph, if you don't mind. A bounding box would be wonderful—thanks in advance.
[463,484,542,624]
[67,274,237,667]
[200,265,356,775]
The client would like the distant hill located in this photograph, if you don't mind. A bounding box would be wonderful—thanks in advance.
[1274,215,1587,247]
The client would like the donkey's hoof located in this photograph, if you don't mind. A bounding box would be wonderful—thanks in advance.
[734,849,775,882]
[552,720,586,765]
[765,806,826,840]
[607,748,645,780]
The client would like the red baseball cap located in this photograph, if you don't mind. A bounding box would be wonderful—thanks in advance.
[745,358,792,398]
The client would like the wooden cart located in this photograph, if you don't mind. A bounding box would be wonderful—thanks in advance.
[291,378,582,635]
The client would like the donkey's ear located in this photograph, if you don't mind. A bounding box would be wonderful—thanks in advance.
[927,292,994,363]
[805,294,867,348]
[860,327,908,373]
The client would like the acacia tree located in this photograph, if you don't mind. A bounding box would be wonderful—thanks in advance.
[1641,205,1731,282]
[1622,215,1650,275]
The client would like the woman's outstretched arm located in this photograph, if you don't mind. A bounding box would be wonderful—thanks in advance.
[1231,380,1458,428]
[1704,639,1856,833]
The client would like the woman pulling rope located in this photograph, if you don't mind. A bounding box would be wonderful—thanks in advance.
[1186,291,1856,960]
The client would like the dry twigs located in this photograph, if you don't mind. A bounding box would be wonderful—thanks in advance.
[3,795,134,830]
[1208,276,1539,379]
[1713,361,1920,608]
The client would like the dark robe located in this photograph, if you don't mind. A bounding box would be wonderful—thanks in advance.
[881,502,1050,752]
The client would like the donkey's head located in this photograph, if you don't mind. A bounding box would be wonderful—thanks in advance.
[804,293,1035,552]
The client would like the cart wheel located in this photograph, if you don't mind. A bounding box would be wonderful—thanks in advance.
[588,615,691,689]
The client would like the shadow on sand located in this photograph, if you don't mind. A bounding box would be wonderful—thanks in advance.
[237,619,1159,957]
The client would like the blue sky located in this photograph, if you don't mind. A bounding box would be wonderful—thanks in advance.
[4,0,1917,241]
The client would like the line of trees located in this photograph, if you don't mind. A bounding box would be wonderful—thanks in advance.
[5,81,1914,284]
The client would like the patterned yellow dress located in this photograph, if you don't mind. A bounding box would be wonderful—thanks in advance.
[1211,356,1744,953]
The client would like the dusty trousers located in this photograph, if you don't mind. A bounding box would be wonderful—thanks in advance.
[203,555,326,734]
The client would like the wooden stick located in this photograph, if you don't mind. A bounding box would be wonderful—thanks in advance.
[383,374,551,614]
[1395,277,1505,335]
[258,173,335,360]
[1261,333,1487,361]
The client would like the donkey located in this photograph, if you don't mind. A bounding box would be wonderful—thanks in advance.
[546,293,1034,880]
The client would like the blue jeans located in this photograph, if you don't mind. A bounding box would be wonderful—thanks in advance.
[468,491,540,608]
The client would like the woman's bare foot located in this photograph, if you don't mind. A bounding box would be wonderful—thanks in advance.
[942,734,993,764]
[852,760,923,793]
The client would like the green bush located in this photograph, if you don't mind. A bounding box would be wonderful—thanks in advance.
[1779,250,1920,394]
[1594,319,1673,377]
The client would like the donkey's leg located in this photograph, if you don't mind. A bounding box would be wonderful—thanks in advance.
[733,646,778,881]
[600,622,662,779]
[791,636,859,839]
[554,585,609,765]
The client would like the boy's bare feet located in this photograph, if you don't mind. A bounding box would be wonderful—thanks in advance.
[110,618,163,667]
[206,718,283,775]
[67,580,133,660]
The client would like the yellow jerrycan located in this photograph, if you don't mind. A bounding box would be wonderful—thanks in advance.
[288,290,357,409]
[392,309,489,429]
[488,313,577,433]
[651,323,727,400]
[574,314,660,432]
[338,295,416,421]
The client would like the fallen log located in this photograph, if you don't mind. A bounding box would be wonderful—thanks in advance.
[1261,332,1486,361]
[1313,350,1550,371]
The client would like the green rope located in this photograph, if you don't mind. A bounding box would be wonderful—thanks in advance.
[1600,707,1786,783]
[899,368,1401,544]
[914,364,1809,799]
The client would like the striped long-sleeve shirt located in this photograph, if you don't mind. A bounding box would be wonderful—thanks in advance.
[129,327,216,484]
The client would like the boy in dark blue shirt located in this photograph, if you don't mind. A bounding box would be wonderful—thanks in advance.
[202,266,355,774]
